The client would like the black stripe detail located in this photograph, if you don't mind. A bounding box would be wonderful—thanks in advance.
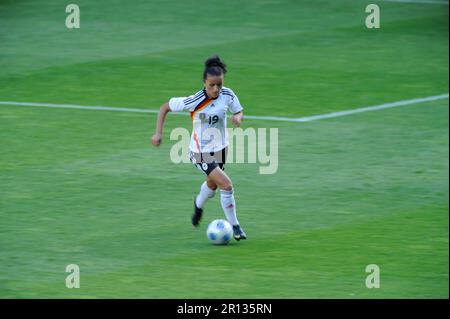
[221,88,233,94]
[184,91,205,105]
[183,89,205,104]
[185,94,205,105]
[184,94,203,105]
[221,92,234,98]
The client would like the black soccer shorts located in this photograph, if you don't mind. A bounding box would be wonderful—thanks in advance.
[189,147,228,176]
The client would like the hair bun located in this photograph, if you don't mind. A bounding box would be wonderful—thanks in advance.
[203,55,227,80]
[205,55,225,69]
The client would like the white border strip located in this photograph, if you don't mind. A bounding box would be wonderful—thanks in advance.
[0,93,448,123]
[382,0,449,5]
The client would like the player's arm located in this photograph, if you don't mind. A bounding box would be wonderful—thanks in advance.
[151,102,171,147]
[227,88,244,127]
[231,111,243,127]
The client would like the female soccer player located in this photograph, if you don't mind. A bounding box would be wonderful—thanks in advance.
[151,55,246,241]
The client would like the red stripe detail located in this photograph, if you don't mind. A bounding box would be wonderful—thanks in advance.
[190,98,212,120]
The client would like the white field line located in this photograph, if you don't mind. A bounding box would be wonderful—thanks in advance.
[0,101,162,114]
[0,93,448,123]
[292,94,449,122]
[382,0,449,5]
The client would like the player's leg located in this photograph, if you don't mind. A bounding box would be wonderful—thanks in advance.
[208,167,247,240]
[190,150,211,226]
[195,177,217,210]
[206,175,218,190]
[192,177,217,226]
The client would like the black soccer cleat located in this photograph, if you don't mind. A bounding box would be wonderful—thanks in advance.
[192,197,203,227]
[232,224,247,241]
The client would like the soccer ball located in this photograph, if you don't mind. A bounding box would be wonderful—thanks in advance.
[206,219,233,245]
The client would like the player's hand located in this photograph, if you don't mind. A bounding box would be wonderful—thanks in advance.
[231,112,243,127]
[151,133,162,147]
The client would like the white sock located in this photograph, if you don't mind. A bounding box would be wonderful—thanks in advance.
[195,181,216,209]
[220,188,239,226]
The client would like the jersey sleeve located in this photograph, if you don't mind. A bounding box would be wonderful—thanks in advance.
[228,90,243,114]
[168,97,187,112]
[169,90,205,112]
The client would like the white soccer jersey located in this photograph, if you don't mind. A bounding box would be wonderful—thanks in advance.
[168,87,243,153]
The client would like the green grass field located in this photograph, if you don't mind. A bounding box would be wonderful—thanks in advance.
[0,0,448,298]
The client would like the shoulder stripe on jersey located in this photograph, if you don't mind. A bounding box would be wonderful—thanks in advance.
[184,93,205,106]
[222,93,234,101]
[188,89,205,99]
[184,91,204,104]
[221,89,233,95]
[221,92,234,97]
[184,90,205,104]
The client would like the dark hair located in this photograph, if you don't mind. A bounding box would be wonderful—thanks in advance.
[203,55,227,80]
